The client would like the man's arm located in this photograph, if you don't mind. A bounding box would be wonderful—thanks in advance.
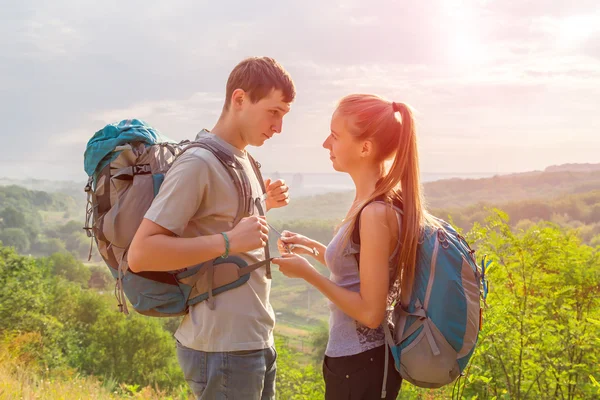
[127,149,269,272]
[128,216,270,273]
[128,219,226,272]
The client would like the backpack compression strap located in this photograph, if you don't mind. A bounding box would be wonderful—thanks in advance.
[248,153,271,278]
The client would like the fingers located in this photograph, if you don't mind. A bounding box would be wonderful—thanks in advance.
[254,217,268,233]
[272,194,289,202]
[260,222,269,235]
[266,180,289,205]
[268,184,288,197]
[240,216,268,248]
[280,230,296,241]
[280,232,303,246]
[277,238,290,255]
[279,236,293,244]
[258,217,268,246]
[272,257,286,266]
[266,179,285,191]
[272,253,297,264]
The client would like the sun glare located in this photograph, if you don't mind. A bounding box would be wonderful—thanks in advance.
[443,1,488,66]
[450,32,487,66]
[558,15,600,48]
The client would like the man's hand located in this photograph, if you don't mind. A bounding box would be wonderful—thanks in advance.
[264,179,290,211]
[226,216,269,253]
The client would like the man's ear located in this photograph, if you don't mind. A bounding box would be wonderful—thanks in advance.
[230,88,245,110]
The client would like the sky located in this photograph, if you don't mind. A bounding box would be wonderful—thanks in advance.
[1,0,599,182]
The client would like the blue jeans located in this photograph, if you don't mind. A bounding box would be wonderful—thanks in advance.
[176,340,277,400]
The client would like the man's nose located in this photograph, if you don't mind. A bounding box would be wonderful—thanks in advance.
[272,119,282,134]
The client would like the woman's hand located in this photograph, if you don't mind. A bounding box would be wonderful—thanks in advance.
[277,231,311,254]
[272,253,318,280]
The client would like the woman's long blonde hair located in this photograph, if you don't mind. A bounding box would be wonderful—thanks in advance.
[336,94,432,303]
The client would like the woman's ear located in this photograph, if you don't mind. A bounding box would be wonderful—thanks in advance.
[360,140,374,158]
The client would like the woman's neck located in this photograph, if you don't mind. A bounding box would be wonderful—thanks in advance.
[350,164,383,203]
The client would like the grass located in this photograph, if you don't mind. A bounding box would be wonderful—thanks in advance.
[0,338,191,400]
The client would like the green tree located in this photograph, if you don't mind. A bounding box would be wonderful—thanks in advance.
[275,337,325,399]
[81,311,184,390]
[49,252,91,287]
[0,206,26,228]
[38,237,68,254]
[462,211,600,399]
[88,264,113,290]
[0,228,31,253]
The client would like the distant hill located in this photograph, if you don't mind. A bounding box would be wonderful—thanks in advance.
[423,169,600,209]
[269,168,600,221]
[544,163,600,173]
[3,163,600,221]
[0,177,85,201]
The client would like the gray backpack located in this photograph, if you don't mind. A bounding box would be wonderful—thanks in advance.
[83,119,271,316]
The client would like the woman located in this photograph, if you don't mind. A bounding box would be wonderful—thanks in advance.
[272,94,433,399]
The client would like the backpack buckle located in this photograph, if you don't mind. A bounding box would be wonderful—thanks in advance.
[84,176,93,192]
[133,164,151,175]
[437,229,450,249]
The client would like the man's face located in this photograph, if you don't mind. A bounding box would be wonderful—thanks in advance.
[238,89,291,147]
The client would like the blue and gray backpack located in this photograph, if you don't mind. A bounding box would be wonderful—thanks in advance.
[352,197,489,395]
[83,119,271,317]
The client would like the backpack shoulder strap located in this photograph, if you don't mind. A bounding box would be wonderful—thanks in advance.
[247,153,267,195]
[179,141,271,278]
[352,195,403,268]
[179,138,251,225]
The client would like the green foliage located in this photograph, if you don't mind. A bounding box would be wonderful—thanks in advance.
[434,190,600,245]
[459,212,600,399]
[0,228,31,253]
[81,311,182,389]
[88,264,114,290]
[43,220,93,259]
[0,244,186,391]
[0,184,81,213]
[309,322,329,365]
[1,173,600,398]
[0,185,92,259]
[48,252,91,287]
[275,337,325,399]
[0,206,27,228]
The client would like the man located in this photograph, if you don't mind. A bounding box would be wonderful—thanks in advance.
[128,56,295,399]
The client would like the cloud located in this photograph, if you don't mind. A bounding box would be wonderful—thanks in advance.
[1,0,600,181]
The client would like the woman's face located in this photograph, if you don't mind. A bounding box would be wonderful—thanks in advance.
[322,110,365,173]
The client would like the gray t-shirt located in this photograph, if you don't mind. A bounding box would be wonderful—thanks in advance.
[145,130,274,352]
[324,206,401,358]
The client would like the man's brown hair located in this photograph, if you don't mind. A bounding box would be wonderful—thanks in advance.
[224,57,295,109]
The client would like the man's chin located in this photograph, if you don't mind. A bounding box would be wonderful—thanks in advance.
[251,137,268,147]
